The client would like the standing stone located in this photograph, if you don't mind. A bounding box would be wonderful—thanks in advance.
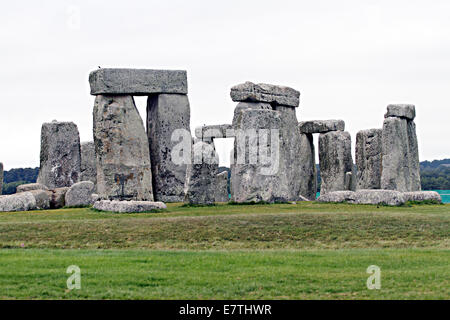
[232,102,272,127]
[93,95,153,201]
[184,141,219,205]
[215,171,229,202]
[319,131,353,194]
[147,94,191,202]
[37,121,81,189]
[80,142,97,187]
[298,133,316,200]
[407,120,421,191]
[355,129,382,190]
[0,163,3,195]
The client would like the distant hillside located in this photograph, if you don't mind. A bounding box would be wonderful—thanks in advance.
[2,167,39,194]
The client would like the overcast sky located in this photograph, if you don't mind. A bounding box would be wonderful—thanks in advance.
[1,0,449,170]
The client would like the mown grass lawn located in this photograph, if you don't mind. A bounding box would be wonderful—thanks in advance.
[0,202,448,299]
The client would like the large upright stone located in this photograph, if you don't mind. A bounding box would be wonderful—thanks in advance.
[355,129,382,190]
[147,94,191,202]
[184,141,219,205]
[230,82,300,107]
[298,133,316,200]
[93,95,153,201]
[407,120,421,191]
[0,162,3,195]
[232,102,272,127]
[37,121,81,189]
[319,131,353,194]
[89,69,188,95]
[215,171,229,202]
[80,142,97,186]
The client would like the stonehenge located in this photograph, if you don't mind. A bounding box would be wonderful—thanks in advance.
[355,129,382,190]
[215,171,229,202]
[37,121,81,189]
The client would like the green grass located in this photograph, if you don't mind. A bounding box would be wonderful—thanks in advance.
[0,202,448,299]
[0,248,448,299]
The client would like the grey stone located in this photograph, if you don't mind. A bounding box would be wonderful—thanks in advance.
[0,162,3,195]
[353,189,405,206]
[147,94,190,202]
[184,141,219,205]
[231,109,289,203]
[89,68,187,95]
[65,181,96,207]
[319,131,353,194]
[299,120,345,134]
[317,191,356,203]
[94,95,154,201]
[381,117,421,192]
[195,124,233,141]
[384,104,415,120]
[0,192,36,212]
[403,191,442,203]
[91,193,100,203]
[80,142,97,187]
[215,171,229,202]
[16,183,49,193]
[93,200,167,213]
[232,102,272,127]
[355,129,382,190]
[37,121,81,189]
[298,133,316,200]
[49,187,69,209]
[29,190,51,210]
[230,82,300,107]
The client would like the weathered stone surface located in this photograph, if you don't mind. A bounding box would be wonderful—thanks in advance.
[49,187,69,209]
[195,124,233,141]
[381,117,421,192]
[403,191,442,203]
[93,200,167,213]
[29,190,51,210]
[317,189,406,206]
[94,95,154,201]
[298,133,316,200]
[231,109,290,203]
[91,193,100,203]
[0,162,3,195]
[0,192,36,212]
[230,82,300,107]
[384,104,415,120]
[214,171,229,202]
[89,69,187,95]
[80,142,97,187]
[355,129,382,190]
[147,94,190,202]
[65,181,95,207]
[184,141,219,205]
[16,183,49,193]
[299,120,345,134]
[319,131,353,194]
[353,189,405,206]
[37,121,81,189]
[232,102,272,127]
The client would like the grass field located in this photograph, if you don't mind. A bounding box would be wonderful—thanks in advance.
[0,202,449,299]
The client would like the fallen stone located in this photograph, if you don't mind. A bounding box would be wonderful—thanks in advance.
[353,189,405,206]
[384,104,415,120]
[184,141,219,205]
[89,68,188,95]
[37,121,81,189]
[49,187,69,209]
[147,94,191,202]
[0,192,36,212]
[16,183,49,193]
[298,133,317,200]
[230,82,300,107]
[29,190,51,210]
[299,120,345,134]
[403,191,442,203]
[65,181,96,207]
[355,129,382,190]
[80,141,97,187]
[214,171,229,202]
[94,95,154,201]
[317,191,356,203]
[91,193,100,203]
[93,200,167,213]
[319,131,353,194]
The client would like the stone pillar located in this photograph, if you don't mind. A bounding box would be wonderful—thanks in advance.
[355,129,382,190]
[184,140,219,205]
[381,104,421,191]
[298,133,316,200]
[80,141,97,187]
[147,94,191,202]
[0,162,3,195]
[37,121,81,188]
[215,171,229,202]
[93,95,153,201]
[319,131,353,194]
